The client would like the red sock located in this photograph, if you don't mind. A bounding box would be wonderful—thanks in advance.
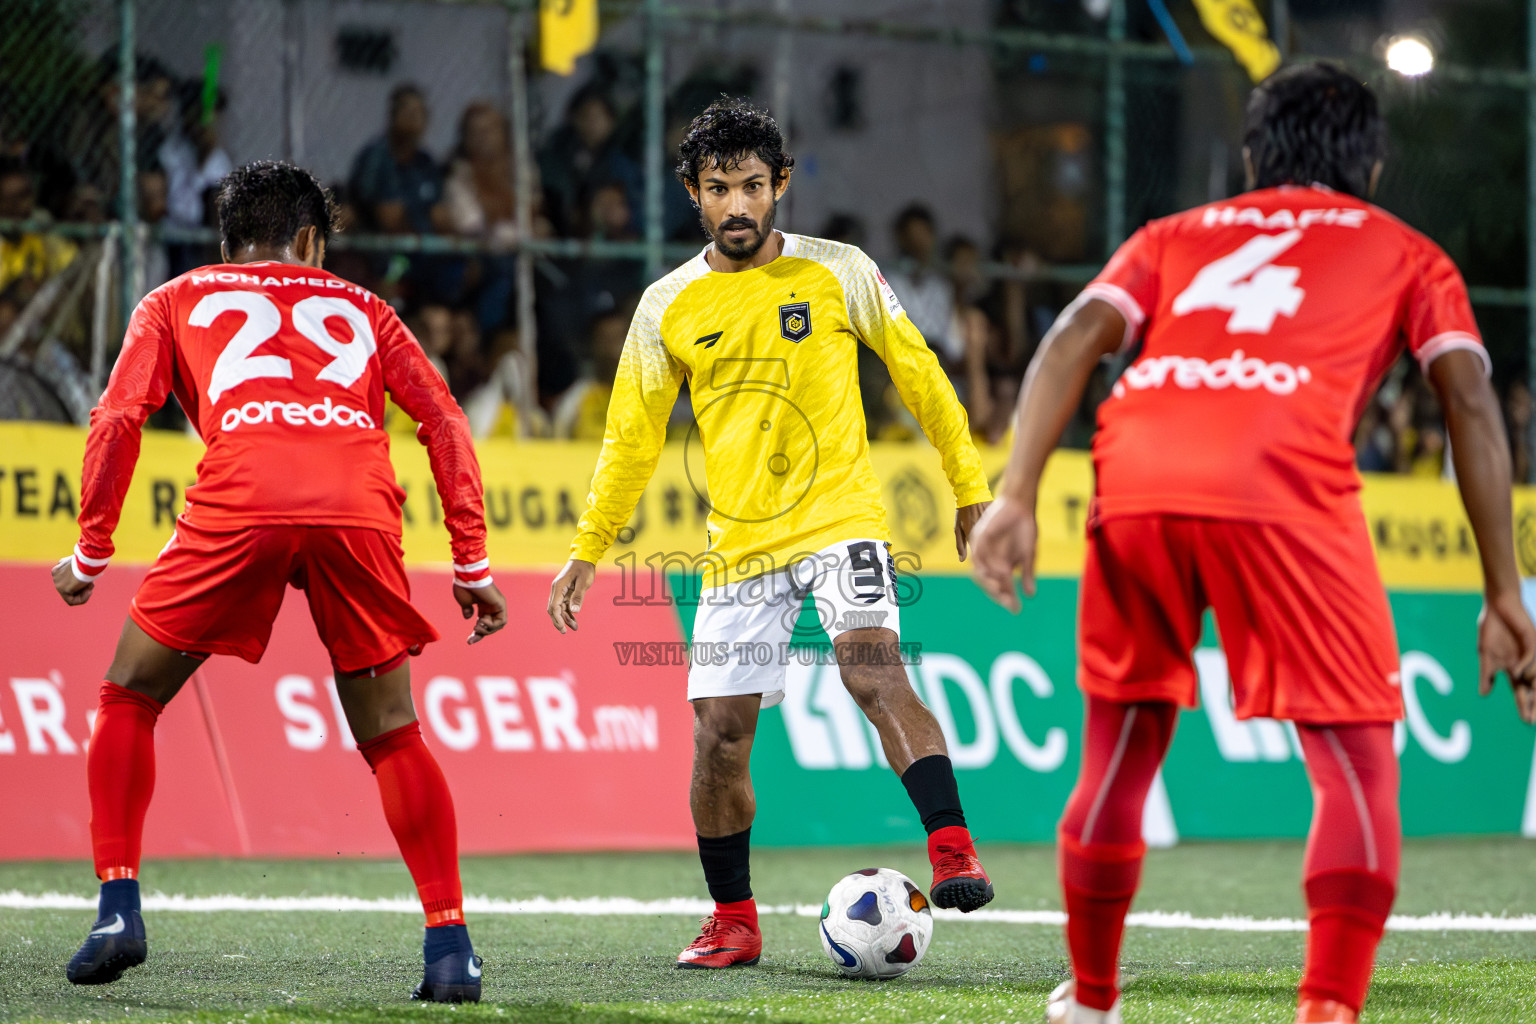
[1059,835,1143,1010]
[714,897,758,930]
[1056,697,1179,1012]
[358,721,464,927]
[1302,870,1395,1011]
[88,683,164,881]
[1296,724,1400,1013]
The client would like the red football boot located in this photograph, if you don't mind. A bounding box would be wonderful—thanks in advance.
[928,825,995,912]
[675,909,762,969]
[1295,998,1358,1023]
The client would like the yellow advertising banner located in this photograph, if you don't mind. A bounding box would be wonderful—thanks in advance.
[1,421,1529,591]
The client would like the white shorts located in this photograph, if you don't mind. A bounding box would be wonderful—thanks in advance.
[686,538,902,707]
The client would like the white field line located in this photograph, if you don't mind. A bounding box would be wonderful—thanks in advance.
[2,891,1535,933]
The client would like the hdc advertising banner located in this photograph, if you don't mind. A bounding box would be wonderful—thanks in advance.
[2,423,1536,859]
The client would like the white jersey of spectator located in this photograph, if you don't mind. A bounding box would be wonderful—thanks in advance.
[462,348,546,438]
[158,135,233,228]
[550,378,604,439]
[884,264,965,364]
[444,158,518,247]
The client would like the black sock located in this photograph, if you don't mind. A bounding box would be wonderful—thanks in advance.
[901,754,967,834]
[97,878,140,923]
[697,828,753,904]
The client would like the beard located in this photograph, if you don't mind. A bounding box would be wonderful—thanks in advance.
[705,203,777,261]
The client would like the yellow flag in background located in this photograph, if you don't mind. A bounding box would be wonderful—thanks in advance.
[540,0,598,76]
[1191,0,1282,82]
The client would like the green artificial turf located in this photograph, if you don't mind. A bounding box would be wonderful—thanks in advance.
[2,840,1535,1022]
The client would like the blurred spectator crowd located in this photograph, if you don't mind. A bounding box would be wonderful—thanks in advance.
[0,55,1509,480]
[0,51,233,422]
[1352,363,1535,484]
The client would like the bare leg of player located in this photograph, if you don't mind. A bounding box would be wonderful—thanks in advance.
[689,695,760,837]
[677,695,763,968]
[334,663,481,1003]
[67,620,203,984]
[834,628,945,771]
[834,627,994,912]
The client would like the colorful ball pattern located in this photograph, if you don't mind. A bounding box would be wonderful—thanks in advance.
[818,867,934,979]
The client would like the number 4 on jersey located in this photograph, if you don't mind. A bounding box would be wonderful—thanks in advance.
[1172,229,1306,334]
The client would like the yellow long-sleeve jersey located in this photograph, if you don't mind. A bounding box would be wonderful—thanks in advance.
[570,233,991,586]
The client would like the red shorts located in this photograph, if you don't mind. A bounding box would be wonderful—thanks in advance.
[130,520,439,675]
[1078,513,1402,724]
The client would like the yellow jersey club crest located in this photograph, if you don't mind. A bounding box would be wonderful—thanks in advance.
[779,302,812,343]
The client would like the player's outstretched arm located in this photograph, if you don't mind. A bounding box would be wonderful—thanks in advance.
[557,303,680,632]
[547,558,597,634]
[970,298,1124,612]
[55,290,176,606]
[875,323,989,509]
[377,307,502,622]
[1428,348,1536,722]
[847,257,992,556]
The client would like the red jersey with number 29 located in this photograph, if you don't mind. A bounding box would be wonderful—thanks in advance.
[1083,185,1488,525]
[76,262,488,578]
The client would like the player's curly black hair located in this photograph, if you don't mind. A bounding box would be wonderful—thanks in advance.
[1243,62,1385,199]
[675,97,795,191]
[216,160,340,254]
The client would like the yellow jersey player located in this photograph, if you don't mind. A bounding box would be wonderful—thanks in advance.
[546,99,995,970]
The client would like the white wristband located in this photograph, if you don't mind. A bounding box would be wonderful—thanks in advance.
[71,545,110,583]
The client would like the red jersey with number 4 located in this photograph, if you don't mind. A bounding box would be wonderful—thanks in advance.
[76,262,488,574]
[1083,185,1488,525]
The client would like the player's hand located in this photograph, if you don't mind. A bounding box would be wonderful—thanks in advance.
[52,556,94,607]
[954,501,991,562]
[547,558,596,635]
[454,581,508,645]
[967,496,1037,613]
[1477,586,1536,724]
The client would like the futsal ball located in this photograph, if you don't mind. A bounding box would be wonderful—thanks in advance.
[818,867,933,979]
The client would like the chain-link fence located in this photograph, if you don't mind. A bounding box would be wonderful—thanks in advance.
[1,0,1532,475]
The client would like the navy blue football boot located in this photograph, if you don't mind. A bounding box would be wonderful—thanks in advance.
[411,924,482,1003]
[67,879,148,985]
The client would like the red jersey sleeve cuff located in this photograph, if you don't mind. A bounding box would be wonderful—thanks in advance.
[71,544,111,583]
[1079,283,1147,352]
[1416,331,1491,377]
[453,558,494,588]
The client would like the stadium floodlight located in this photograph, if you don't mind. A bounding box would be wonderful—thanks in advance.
[1385,36,1435,77]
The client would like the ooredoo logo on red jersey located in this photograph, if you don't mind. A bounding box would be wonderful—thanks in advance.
[1112,348,1312,398]
[220,396,377,433]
